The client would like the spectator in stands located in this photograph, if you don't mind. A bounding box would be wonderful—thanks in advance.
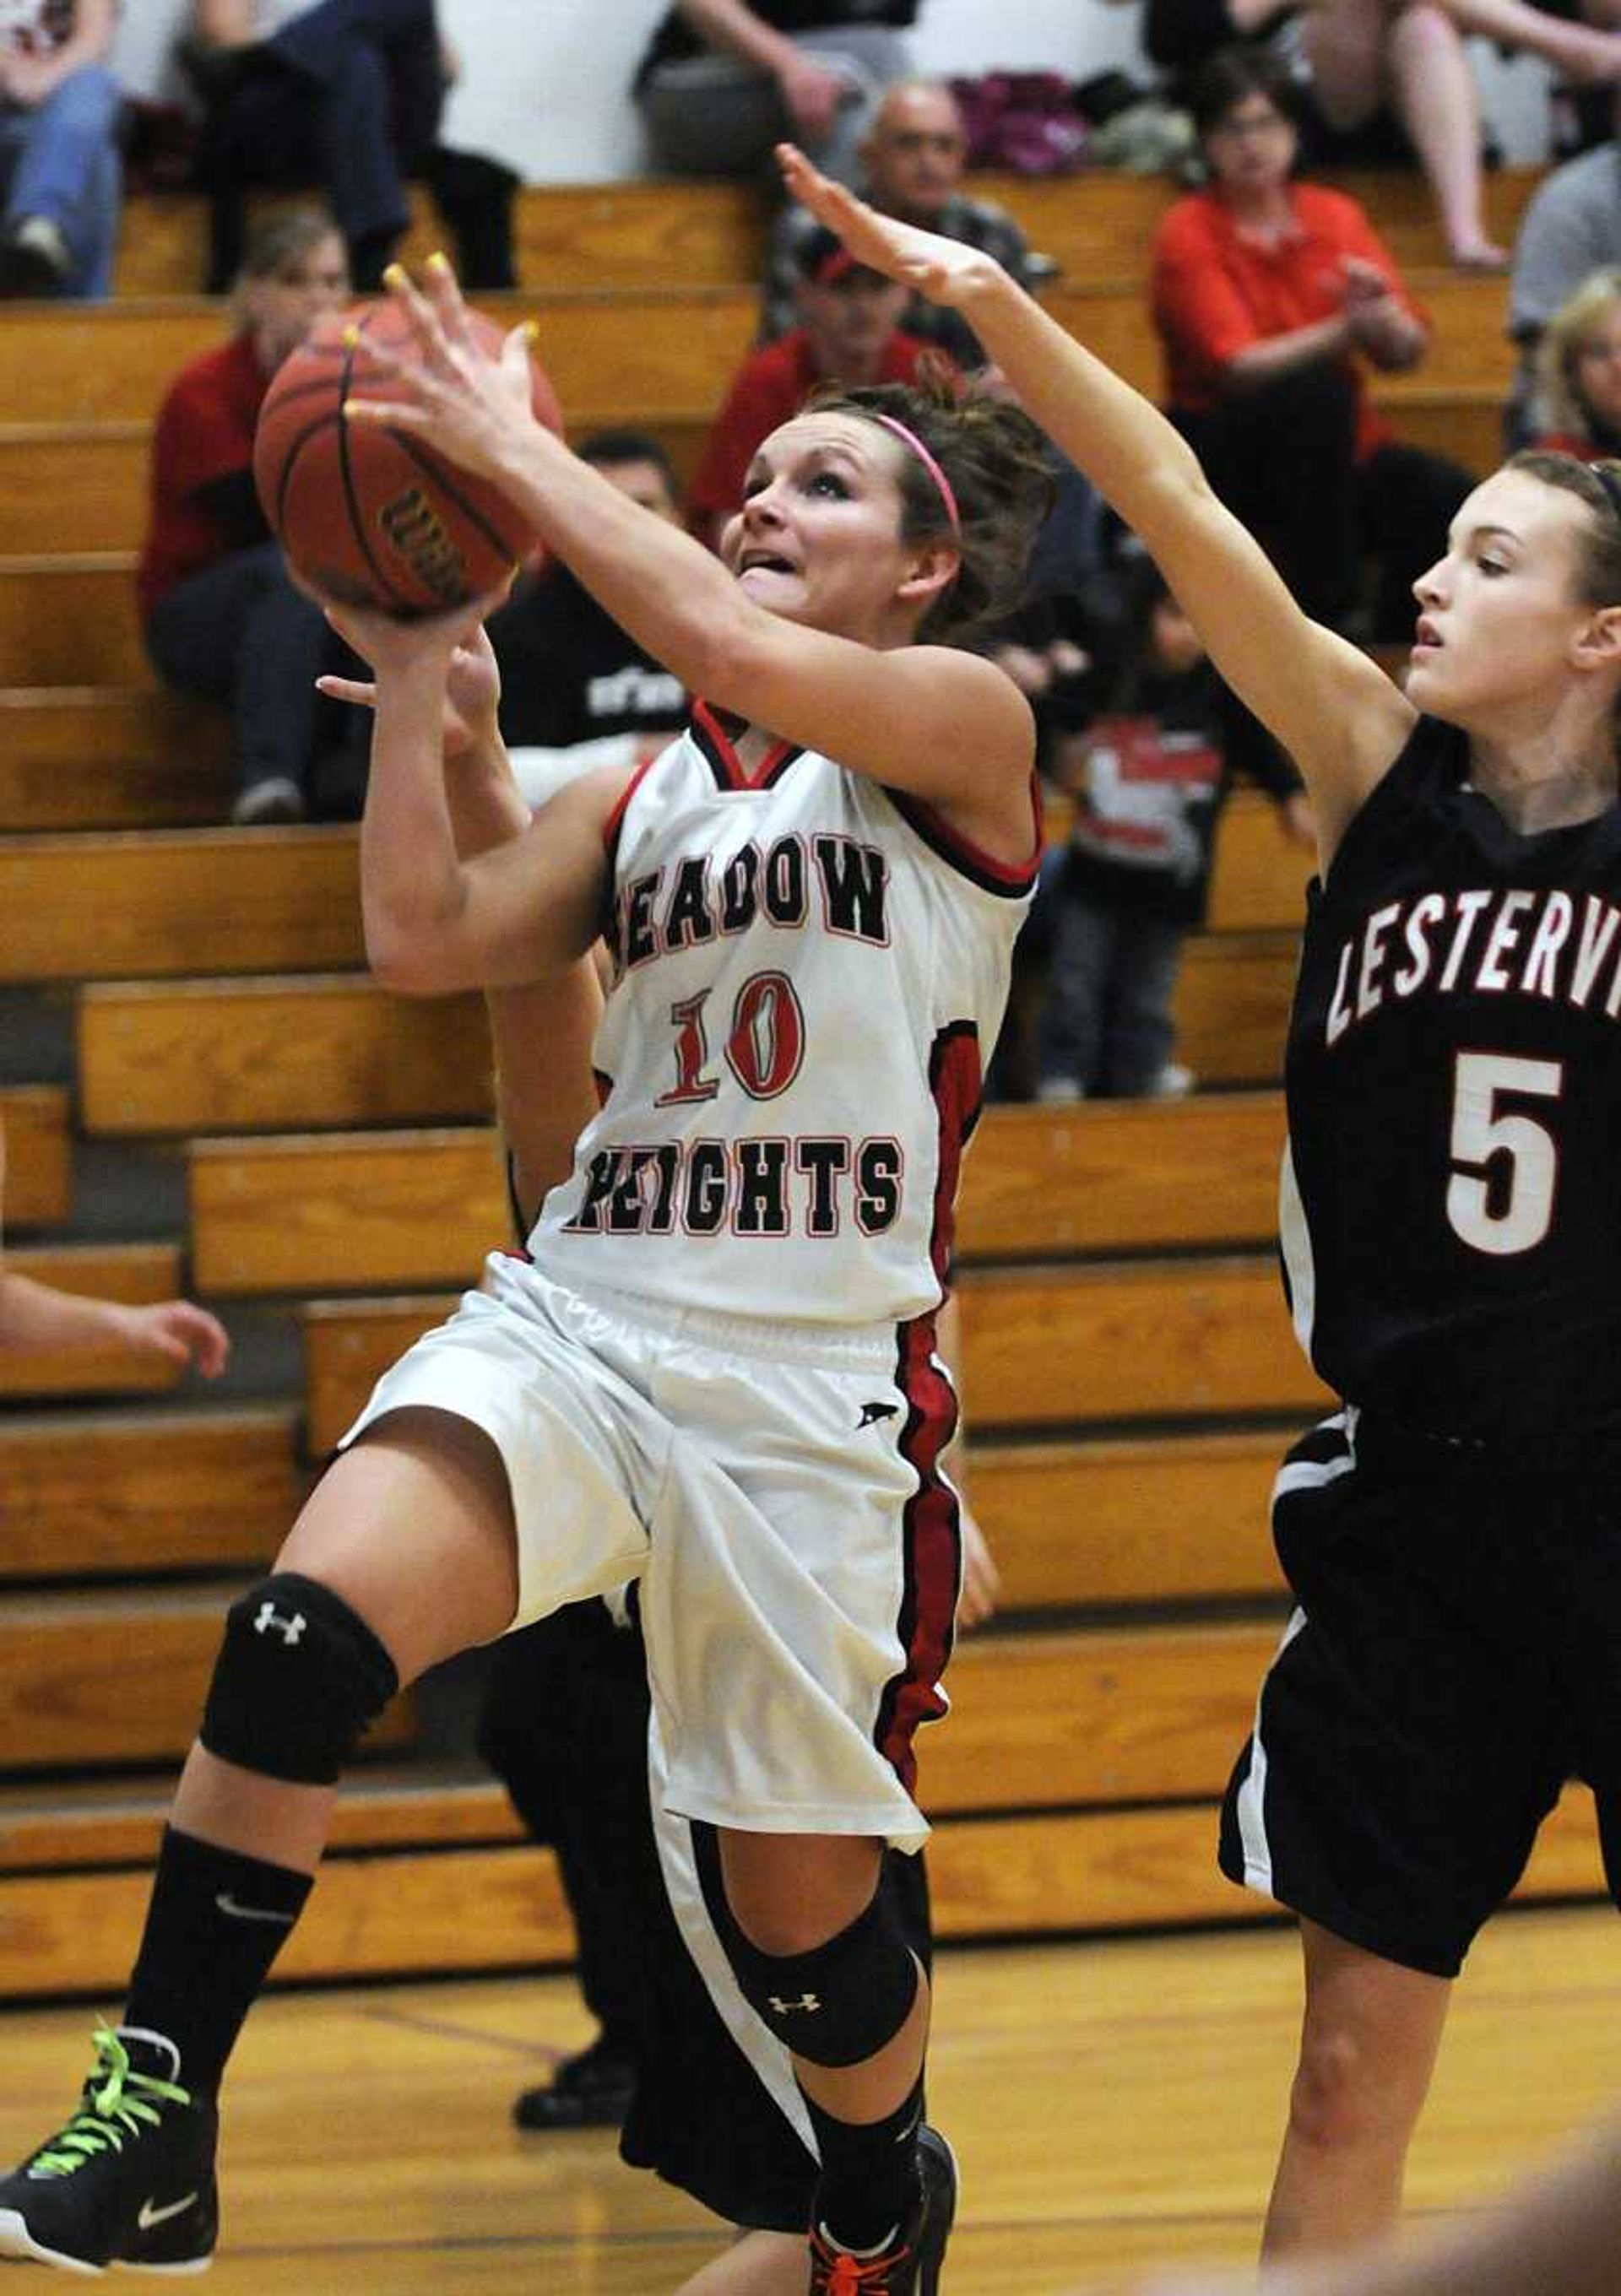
[687,221,944,544]
[635,0,916,186]
[185,0,452,290]
[137,208,362,827]
[0,1121,229,1373]
[1153,46,1472,645]
[1529,266,1621,456]
[1507,126,1621,444]
[1134,0,1621,272]
[760,80,1033,370]
[1033,559,1310,1104]
[0,0,122,298]
[487,430,688,795]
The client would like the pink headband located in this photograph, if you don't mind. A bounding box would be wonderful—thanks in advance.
[868,412,962,537]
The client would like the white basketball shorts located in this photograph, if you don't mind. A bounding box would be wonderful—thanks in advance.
[339,1252,961,1849]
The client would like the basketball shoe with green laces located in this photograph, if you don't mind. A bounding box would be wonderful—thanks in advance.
[807,2123,957,2293]
[0,2025,218,2273]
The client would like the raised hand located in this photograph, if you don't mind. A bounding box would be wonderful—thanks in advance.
[777,142,1007,311]
[318,618,504,761]
[346,253,545,485]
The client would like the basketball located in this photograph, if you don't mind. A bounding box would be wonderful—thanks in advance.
[252,301,564,617]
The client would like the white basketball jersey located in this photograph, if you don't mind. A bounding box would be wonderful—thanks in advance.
[530,704,1038,1326]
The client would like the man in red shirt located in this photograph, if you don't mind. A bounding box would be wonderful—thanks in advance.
[688,223,949,546]
[138,208,353,824]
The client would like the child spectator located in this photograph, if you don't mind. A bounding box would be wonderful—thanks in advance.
[1508,128,1621,446]
[635,0,916,185]
[1034,559,1309,1103]
[687,222,945,545]
[1531,265,1621,455]
[1153,46,1471,646]
[0,0,122,298]
[137,208,363,826]
[486,430,688,788]
[760,80,1036,370]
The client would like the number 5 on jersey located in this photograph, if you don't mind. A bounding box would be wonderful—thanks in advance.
[1446,1051,1563,1257]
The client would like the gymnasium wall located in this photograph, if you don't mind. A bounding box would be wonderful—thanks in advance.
[113,0,1555,181]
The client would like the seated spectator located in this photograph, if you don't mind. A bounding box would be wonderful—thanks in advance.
[1033,559,1310,1104]
[1137,0,1621,271]
[634,0,915,186]
[186,0,451,290]
[1153,46,1472,645]
[1507,124,1621,445]
[760,80,1034,369]
[687,222,946,544]
[136,208,366,826]
[487,430,688,792]
[1530,265,1621,453]
[0,0,122,298]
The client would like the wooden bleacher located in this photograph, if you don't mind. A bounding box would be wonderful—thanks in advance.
[0,163,1601,2005]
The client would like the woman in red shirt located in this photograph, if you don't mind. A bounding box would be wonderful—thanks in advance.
[1152,46,1472,647]
[138,208,354,825]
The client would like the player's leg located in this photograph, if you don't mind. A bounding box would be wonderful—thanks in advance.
[1225,1419,1567,2261]
[714,1828,951,2292]
[0,1407,519,2277]
[676,2230,808,2294]
[1261,1919,1452,2256]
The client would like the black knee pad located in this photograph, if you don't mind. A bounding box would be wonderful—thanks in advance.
[200,1572,399,1785]
[714,1869,921,2070]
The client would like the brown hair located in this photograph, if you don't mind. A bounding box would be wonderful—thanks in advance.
[1506,448,1621,608]
[231,206,345,328]
[808,364,1055,644]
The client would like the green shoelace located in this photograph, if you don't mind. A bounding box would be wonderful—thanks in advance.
[28,2027,192,2178]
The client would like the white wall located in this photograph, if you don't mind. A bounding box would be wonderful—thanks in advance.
[113,0,1550,180]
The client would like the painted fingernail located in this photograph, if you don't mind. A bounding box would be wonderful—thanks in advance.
[427,250,451,273]
[341,323,361,347]
[522,320,540,344]
[383,263,409,290]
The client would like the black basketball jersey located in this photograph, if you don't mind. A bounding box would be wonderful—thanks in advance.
[1283,712,1621,1442]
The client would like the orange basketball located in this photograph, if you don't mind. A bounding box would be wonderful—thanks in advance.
[252,301,563,617]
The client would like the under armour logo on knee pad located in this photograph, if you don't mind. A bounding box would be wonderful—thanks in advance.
[767,1993,821,2016]
[253,1601,306,1646]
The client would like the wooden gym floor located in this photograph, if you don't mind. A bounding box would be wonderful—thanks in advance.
[0,1899,1615,2291]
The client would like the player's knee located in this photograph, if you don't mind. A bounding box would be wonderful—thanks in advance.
[199,1572,399,1785]
[1287,2027,1410,2153]
[718,1880,920,2069]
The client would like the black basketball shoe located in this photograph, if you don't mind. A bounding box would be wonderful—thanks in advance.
[807,2123,957,2293]
[0,2025,218,2274]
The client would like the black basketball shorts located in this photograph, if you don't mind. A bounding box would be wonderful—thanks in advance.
[1219,1408,1621,1978]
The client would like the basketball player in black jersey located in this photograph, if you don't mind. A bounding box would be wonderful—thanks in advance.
[780,144,1621,2270]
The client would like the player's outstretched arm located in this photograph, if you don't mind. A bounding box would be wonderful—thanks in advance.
[344,260,1033,847]
[776,148,1416,868]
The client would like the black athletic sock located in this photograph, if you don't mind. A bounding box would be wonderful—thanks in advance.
[803,2072,924,2256]
[123,1827,313,2096]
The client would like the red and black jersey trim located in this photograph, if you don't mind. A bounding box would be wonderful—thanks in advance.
[691,700,804,793]
[884,768,1043,900]
[875,1308,960,1796]
[874,1019,984,1793]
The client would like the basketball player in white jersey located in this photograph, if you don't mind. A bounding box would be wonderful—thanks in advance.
[0,259,1051,2291]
